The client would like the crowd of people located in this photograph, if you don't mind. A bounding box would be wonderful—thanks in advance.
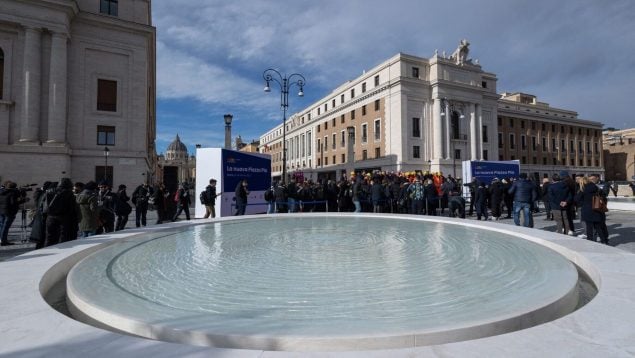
[259,169,613,245]
[0,169,620,248]
[0,179,194,249]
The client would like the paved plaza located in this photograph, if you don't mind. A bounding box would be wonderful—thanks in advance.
[1,205,634,261]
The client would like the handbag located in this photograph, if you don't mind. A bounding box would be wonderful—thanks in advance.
[592,193,608,213]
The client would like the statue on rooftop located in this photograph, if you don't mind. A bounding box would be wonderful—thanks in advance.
[451,39,470,65]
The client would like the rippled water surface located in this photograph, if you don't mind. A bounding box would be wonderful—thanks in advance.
[74,216,578,336]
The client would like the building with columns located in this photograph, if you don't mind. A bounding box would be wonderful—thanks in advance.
[0,0,155,190]
[259,41,604,182]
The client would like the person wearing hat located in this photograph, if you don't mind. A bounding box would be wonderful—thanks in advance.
[508,173,538,228]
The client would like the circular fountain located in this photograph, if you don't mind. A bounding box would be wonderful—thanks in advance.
[66,215,580,351]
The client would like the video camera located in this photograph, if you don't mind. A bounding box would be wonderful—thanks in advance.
[18,183,37,202]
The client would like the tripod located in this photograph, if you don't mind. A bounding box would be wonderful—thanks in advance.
[20,206,28,243]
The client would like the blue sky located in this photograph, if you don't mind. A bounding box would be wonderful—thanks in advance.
[152,0,635,155]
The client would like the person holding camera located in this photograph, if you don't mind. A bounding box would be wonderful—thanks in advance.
[0,181,26,246]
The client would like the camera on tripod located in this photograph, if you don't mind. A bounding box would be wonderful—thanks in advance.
[18,183,37,202]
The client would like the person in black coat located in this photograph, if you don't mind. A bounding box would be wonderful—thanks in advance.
[541,178,552,220]
[234,179,249,216]
[575,175,609,244]
[488,178,504,220]
[115,184,131,231]
[370,179,385,213]
[0,181,26,246]
[44,178,80,247]
[153,183,166,224]
[547,174,573,235]
[172,182,192,221]
[474,181,489,220]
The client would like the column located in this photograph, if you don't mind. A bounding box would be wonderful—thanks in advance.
[476,104,483,160]
[444,101,451,159]
[432,98,443,160]
[469,103,477,160]
[20,26,42,143]
[46,32,68,144]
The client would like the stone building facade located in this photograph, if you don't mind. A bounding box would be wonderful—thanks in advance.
[0,0,155,190]
[259,41,603,182]
[603,128,635,181]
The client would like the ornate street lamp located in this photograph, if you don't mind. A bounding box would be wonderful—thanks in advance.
[439,98,465,178]
[224,114,233,150]
[263,69,305,184]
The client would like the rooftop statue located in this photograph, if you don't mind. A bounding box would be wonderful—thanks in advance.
[451,39,470,65]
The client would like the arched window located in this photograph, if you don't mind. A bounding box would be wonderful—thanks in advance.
[0,47,4,99]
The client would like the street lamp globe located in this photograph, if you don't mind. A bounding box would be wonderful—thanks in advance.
[224,114,233,126]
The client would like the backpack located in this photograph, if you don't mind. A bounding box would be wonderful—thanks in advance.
[199,191,207,205]
[174,190,180,203]
[264,188,273,201]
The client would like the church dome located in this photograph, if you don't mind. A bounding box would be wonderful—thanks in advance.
[165,134,188,160]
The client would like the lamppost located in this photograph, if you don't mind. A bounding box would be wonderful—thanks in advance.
[439,98,464,178]
[347,126,355,178]
[103,146,110,183]
[224,114,233,149]
[263,69,305,184]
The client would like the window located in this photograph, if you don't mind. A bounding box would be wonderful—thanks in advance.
[561,139,566,151]
[97,126,115,145]
[560,126,564,134]
[509,134,515,149]
[531,122,536,130]
[324,136,328,151]
[350,88,355,98]
[578,141,583,153]
[483,150,488,160]
[509,118,514,128]
[374,75,379,86]
[341,154,345,163]
[97,79,117,111]
[317,138,321,152]
[594,142,599,153]
[331,99,335,108]
[497,117,502,126]
[375,147,380,158]
[0,47,4,99]
[307,132,311,155]
[351,109,356,120]
[412,117,421,137]
[521,120,525,129]
[374,99,380,111]
[531,136,536,151]
[340,94,345,104]
[482,126,488,142]
[301,134,305,157]
[541,123,546,131]
[542,137,547,150]
[482,81,487,88]
[324,103,328,112]
[412,67,419,78]
[341,114,345,124]
[325,157,328,165]
[362,82,366,93]
[586,142,591,153]
[341,131,345,147]
[317,125,320,133]
[317,107,321,115]
[570,140,574,153]
[522,156,526,164]
[333,155,336,164]
[332,134,336,150]
[543,157,547,165]
[100,0,118,16]
[361,123,368,143]
[362,150,368,160]
[413,146,420,158]
[551,124,555,132]
[362,105,366,116]
[498,133,503,148]
[332,118,335,126]
[454,149,461,160]
[552,138,556,151]
[451,112,460,139]
[374,119,381,140]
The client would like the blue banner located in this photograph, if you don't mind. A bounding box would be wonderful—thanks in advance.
[471,161,520,184]
[222,150,271,192]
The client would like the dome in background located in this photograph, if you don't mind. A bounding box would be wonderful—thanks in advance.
[165,134,188,160]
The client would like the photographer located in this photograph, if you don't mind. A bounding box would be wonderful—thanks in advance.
[0,181,26,246]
